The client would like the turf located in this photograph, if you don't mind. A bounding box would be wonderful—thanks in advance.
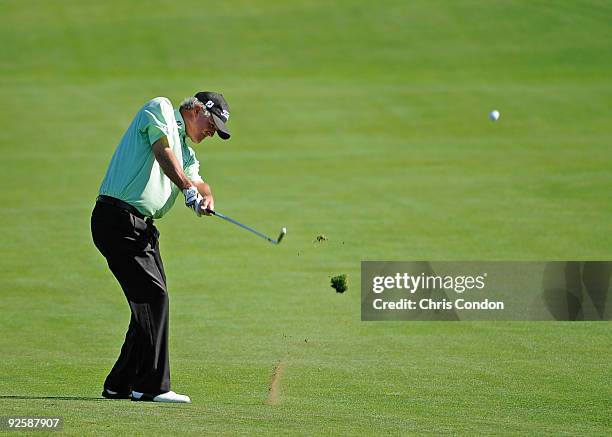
[1,0,611,435]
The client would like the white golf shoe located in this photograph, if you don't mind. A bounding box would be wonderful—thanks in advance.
[131,390,191,403]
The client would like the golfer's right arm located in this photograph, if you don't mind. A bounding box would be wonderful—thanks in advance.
[152,136,212,215]
[152,136,193,190]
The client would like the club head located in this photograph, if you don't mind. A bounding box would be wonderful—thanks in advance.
[275,227,287,244]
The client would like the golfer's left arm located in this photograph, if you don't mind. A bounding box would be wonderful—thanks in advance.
[194,181,214,215]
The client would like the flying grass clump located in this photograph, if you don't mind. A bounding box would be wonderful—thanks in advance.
[315,234,328,243]
[331,274,348,294]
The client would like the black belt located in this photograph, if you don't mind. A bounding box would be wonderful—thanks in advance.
[96,195,149,221]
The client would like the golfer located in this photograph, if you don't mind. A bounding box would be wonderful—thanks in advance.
[91,92,231,403]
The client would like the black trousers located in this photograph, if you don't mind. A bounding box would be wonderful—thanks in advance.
[91,201,170,395]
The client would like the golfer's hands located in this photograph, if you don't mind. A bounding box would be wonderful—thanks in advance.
[200,194,214,216]
[183,186,214,217]
[183,186,204,217]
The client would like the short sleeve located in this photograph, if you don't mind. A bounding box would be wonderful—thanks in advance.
[143,98,175,146]
[183,146,203,183]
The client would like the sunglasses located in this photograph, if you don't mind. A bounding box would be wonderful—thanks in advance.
[199,109,218,131]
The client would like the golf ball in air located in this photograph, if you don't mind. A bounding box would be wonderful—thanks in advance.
[489,110,500,121]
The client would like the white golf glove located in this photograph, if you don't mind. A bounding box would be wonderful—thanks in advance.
[183,186,204,217]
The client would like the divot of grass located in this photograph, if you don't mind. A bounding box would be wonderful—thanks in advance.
[265,361,285,406]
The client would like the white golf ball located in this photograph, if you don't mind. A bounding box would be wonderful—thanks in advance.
[489,110,500,121]
[282,227,287,234]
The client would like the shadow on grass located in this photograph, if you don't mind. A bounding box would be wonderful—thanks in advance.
[0,395,111,401]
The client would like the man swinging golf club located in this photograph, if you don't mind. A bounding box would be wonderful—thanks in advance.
[91,91,231,403]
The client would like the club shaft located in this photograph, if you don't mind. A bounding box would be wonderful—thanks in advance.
[206,209,277,243]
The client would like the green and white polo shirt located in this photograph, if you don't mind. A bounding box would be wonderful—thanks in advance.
[98,97,203,219]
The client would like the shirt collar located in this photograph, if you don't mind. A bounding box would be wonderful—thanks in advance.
[174,108,186,138]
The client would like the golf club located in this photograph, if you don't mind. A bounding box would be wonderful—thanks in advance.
[205,208,286,245]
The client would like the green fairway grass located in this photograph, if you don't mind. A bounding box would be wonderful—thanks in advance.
[1,0,611,435]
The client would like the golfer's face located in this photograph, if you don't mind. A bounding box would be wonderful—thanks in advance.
[191,109,217,143]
